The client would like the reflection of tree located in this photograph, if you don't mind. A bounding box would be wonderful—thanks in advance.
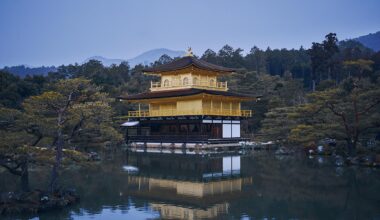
[229,152,380,219]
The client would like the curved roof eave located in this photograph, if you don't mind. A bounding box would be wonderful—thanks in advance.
[119,88,259,101]
[142,56,236,74]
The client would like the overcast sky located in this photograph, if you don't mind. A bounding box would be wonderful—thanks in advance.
[1,0,379,67]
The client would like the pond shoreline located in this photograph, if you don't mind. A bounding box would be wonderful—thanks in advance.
[127,144,380,168]
[0,189,79,215]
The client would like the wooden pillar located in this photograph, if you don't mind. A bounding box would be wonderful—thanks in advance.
[220,100,223,115]
[230,102,232,115]
[200,120,203,136]
[211,99,213,114]
[239,102,241,116]
[211,119,214,139]
[187,123,189,137]
[177,119,180,135]
[138,103,141,117]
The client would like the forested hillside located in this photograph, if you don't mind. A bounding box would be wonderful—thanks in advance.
[2,65,57,77]
[1,33,379,155]
[355,31,380,52]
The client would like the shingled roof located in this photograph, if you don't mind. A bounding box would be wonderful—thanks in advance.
[119,88,258,101]
[143,56,236,73]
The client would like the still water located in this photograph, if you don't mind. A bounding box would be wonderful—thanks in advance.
[1,151,380,220]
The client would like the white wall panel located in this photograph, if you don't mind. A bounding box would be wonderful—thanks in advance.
[223,124,232,138]
[232,124,240,137]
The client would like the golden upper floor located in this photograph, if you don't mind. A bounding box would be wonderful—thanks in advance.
[126,93,253,118]
[150,73,228,91]
[143,53,235,92]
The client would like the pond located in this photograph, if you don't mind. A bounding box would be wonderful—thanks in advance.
[1,151,380,220]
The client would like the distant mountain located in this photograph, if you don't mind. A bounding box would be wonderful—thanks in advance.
[83,48,186,67]
[2,65,57,77]
[127,48,185,67]
[3,48,186,77]
[353,31,380,52]
[84,56,126,66]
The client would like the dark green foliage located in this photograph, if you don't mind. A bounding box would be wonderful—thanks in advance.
[153,54,173,66]
[201,49,218,64]
[0,32,379,156]
[2,65,57,77]
[0,71,46,108]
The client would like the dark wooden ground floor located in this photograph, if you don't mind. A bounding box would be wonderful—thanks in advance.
[123,116,249,144]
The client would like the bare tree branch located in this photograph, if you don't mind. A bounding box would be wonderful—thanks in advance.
[358,99,380,116]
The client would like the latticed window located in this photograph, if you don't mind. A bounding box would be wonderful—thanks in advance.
[210,79,215,86]
[193,77,198,85]
[164,79,170,87]
[183,77,189,85]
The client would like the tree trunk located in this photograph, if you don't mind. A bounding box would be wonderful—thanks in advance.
[351,92,359,156]
[49,114,64,192]
[347,139,357,156]
[312,80,316,92]
[68,116,84,144]
[20,159,30,192]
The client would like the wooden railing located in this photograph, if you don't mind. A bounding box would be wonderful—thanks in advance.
[127,109,252,117]
[150,80,228,91]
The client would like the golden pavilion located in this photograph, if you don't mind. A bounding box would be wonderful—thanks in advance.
[120,48,257,146]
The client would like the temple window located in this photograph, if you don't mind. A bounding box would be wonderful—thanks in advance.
[210,79,215,86]
[164,79,170,87]
[193,77,198,85]
[183,77,189,85]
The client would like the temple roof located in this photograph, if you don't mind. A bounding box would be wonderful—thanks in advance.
[142,56,236,73]
[119,88,258,101]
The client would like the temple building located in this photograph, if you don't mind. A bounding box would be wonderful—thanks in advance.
[120,48,257,147]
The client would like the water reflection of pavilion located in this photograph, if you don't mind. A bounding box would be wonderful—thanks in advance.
[124,153,252,219]
[150,203,229,220]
